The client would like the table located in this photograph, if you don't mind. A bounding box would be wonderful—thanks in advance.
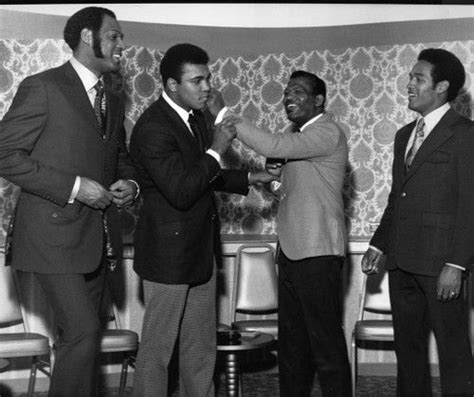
[217,332,274,397]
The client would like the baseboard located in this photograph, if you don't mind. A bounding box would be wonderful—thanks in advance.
[358,363,440,377]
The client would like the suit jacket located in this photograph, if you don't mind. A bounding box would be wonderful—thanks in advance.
[0,61,136,273]
[130,96,249,285]
[371,108,474,276]
[236,113,348,260]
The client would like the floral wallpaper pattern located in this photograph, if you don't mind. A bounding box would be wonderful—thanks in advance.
[0,39,473,247]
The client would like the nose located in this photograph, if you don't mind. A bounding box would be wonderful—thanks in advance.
[202,79,211,92]
[117,36,125,50]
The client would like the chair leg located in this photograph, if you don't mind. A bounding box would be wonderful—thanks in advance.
[27,357,38,397]
[118,355,129,397]
[351,334,357,397]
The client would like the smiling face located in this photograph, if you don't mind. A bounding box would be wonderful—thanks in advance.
[407,60,447,116]
[88,14,124,75]
[168,63,211,111]
[283,77,323,127]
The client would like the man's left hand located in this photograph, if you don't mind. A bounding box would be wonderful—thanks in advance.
[437,265,463,301]
[109,179,136,208]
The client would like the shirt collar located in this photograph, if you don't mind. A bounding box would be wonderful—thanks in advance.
[420,103,450,134]
[300,113,324,131]
[69,56,100,92]
[162,90,192,125]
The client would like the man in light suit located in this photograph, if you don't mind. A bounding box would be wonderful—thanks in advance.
[221,70,351,396]
[129,43,274,397]
[362,48,474,396]
[0,7,137,396]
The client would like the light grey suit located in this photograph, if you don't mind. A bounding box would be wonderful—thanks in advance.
[234,112,351,396]
[235,112,348,259]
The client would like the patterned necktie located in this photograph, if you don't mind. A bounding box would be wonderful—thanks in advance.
[93,81,115,270]
[405,118,425,169]
[93,80,106,138]
[188,113,205,153]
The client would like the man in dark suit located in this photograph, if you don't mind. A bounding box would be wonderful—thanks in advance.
[0,7,137,396]
[362,48,474,396]
[130,43,274,396]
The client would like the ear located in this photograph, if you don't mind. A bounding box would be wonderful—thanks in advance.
[436,80,449,95]
[314,94,325,107]
[80,28,93,46]
[167,78,179,92]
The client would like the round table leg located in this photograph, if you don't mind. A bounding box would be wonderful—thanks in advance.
[224,352,240,396]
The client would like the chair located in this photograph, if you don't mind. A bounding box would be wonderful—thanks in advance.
[231,243,278,339]
[0,263,51,397]
[100,283,139,397]
[351,268,393,396]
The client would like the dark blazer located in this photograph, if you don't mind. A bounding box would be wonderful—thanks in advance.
[371,108,474,276]
[130,96,249,285]
[0,62,136,273]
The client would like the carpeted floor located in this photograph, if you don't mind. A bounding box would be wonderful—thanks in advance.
[4,351,442,397]
[5,374,441,397]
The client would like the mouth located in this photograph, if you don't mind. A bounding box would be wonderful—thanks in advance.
[285,103,298,112]
[112,53,122,63]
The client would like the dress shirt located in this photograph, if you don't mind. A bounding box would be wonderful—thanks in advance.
[162,91,221,164]
[371,102,464,271]
[68,57,139,203]
[404,102,450,158]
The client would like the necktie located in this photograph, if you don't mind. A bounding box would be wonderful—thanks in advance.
[405,118,425,170]
[102,212,117,272]
[188,113,205,153]
[93,80,106,138]
[93,81,115,270]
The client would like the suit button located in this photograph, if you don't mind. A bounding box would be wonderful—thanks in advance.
[52,213,58,218]
[401,192,407,197]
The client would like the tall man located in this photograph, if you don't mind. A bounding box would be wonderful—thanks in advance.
[129,43,274,396]
[221,70,351,396]
[0,7,137,396]
[361,48,474,396]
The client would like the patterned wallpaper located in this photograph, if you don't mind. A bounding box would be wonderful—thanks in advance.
[0,39,473,247]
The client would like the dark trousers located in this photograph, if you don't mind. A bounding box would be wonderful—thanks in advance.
[34,266,105,397]
[389,268,474,396]
[277,250,351,397]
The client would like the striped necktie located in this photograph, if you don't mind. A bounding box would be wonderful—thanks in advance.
[405,118,425,170]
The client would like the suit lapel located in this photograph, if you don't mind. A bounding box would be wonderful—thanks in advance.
[404,109,458,181]
[59,62,101,134]
[158,96,202,154]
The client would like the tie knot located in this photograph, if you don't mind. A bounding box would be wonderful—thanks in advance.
[94,80,104,95]
[416,118,425,137]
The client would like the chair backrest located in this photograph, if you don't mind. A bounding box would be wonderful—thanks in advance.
[0,257,23,328]
[359,268,391,321]
[232,244,278,320]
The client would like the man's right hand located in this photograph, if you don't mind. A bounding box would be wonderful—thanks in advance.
[76,177,113,209]
[361,247,383,275]
[211,118,238,155]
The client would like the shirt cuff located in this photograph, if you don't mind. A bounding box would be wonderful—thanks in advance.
[214,106,229,125]
[206,149,222,166]
[445,263,466,271]
[369,245,383,255]
[128,179,140,199]
[68,176,81,203]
